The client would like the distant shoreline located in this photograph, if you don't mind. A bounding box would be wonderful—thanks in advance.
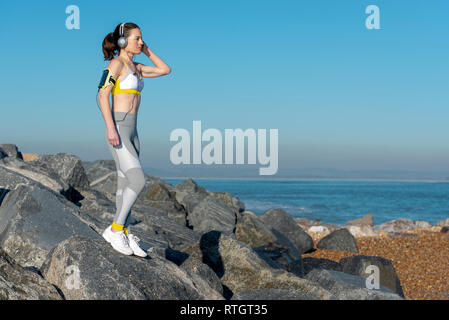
[156,176,449,183]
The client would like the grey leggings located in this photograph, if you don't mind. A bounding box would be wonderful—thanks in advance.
[105,111,146,227]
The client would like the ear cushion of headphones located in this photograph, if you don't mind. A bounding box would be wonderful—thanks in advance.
[117,37,127,48]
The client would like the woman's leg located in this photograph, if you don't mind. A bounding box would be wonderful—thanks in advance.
[124,130,142,232]
[106,112,145,231]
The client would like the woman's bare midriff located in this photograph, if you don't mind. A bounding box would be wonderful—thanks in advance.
[111,92,141,114]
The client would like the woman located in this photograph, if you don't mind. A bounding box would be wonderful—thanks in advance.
[98,22,171,256]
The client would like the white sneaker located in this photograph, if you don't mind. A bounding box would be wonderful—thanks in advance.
[102,225,133,256]
[126,233,147,257]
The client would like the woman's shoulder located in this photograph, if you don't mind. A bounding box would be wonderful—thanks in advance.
[107,57,125,77]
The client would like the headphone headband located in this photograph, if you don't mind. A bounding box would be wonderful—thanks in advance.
[117,23,127,48]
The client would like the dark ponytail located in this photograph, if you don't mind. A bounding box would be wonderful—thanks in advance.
[102,22,140,61]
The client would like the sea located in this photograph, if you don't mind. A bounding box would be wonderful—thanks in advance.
[163,178,449,226]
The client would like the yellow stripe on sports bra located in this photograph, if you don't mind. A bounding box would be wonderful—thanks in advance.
[111,80,141,95]
[111,57,141,95]
[120,56,129,69]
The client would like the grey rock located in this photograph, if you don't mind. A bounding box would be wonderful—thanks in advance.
[211,192,245,214]
[140,206,201,249]
[40,236,224,300]
[186,195,236,235]
[259,209,314,254]
[345,213,374,227]
[0,156,71,198]
[30,153,91,191]
[235,213,303,276]
[231,288,337,300]
[0,183,102,269]
[235,213,301,259]
[0,249,63,300]
[0,149,7,160]
[295,218,342,234]
[174,179,209,213]
[414,220,432,229]
[0,144,23,159]
[302,257,342,276]
[178,255,224,296]
[374,218,417,232]
[316,228,359,253]
[339,255,405,298]
[175,178,209,195]
[143,183,187,225]
[174,178,244,217]
[435,218,449,227]
[177,231,335,300]
[254,247,304,278]
[305,269,403,300]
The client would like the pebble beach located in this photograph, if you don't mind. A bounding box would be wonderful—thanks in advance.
[303,228,449,300]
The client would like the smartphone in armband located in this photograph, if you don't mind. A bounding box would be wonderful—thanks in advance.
[98,69,116,90]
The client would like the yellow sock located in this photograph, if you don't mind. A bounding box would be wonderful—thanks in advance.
[112,221,124,231]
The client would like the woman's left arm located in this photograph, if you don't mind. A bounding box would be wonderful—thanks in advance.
[136,41,171,78]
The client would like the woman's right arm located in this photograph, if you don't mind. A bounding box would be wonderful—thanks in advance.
[98,59,122,146]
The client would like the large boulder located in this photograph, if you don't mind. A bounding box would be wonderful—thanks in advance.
[0,249,62,300]
[40,236,224,300]
[302,257,342,276]
[0,156,71,199]
[305,269,403,300]
[0,152,90,204]
[177,231,335,300]
[339,255,405,298]
[174,178,244,217]
[143,183,187,225]
[30,153,91,191]
[174,179,209,212]
[0,182,102,269]
[139,206,201,249]
[259,209,314,254]
[234,212,303,276]
[316,228,359,253]
[0,144,23,159]
[149,247,224,296]
[211,192,245,215]
[231,288,337,300]
[185,195,236,235]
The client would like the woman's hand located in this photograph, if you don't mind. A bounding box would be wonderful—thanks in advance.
[107,126,121,147]
[142,40,150,56]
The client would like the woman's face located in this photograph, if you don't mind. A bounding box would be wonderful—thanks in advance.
[125,28,144,54]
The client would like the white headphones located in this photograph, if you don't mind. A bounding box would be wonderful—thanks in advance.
[117,23,127,48]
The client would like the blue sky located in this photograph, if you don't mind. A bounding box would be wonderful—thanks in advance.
[1,0,448,177]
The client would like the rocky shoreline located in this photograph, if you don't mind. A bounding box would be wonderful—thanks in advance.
[0,143,448,300]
